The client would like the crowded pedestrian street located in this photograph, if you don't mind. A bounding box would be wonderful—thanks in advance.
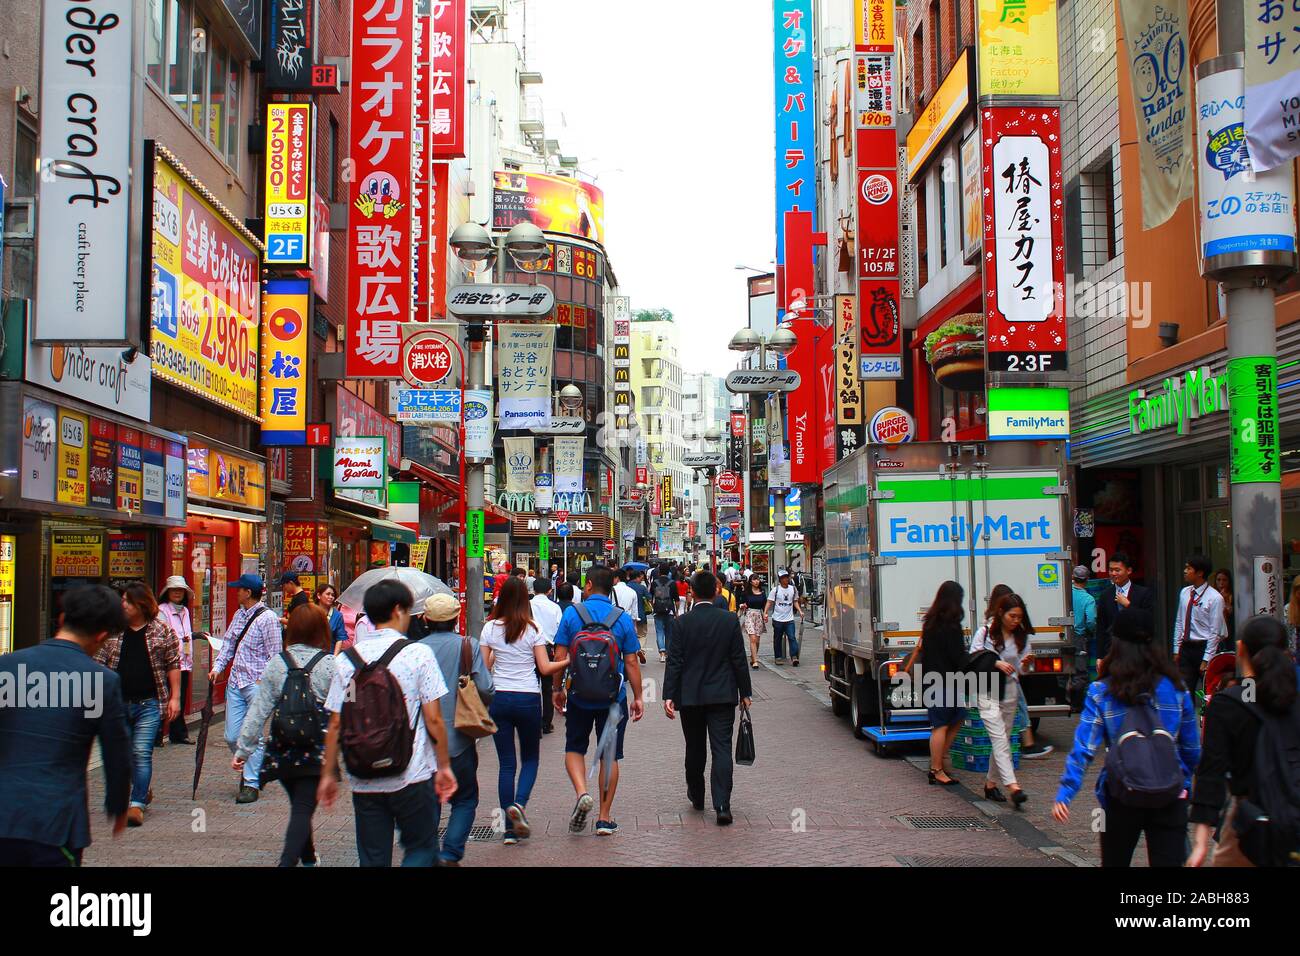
[80,624,1098,869]
[1,0,1297,935]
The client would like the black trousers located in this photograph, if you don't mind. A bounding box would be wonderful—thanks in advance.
[1178,641,1207,698]
[169,671,192,741]
[1100,798,1188,867]
[680,703,736,812]
[279,775,320,866]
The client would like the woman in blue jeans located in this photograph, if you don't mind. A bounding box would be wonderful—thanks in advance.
[94,582,181,827]
[480,578,568,845]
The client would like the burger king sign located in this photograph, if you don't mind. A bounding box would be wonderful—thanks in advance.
[869,407,915,445]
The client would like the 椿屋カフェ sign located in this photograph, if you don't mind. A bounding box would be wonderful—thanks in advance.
[333,437,386,489]
[34,0,139,344]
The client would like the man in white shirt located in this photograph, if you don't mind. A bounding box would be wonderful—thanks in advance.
[530,577,565,735]
[318,580,456,867]
[612,568,646,665]
[1172,553,1228,698]
[765,569,803,665]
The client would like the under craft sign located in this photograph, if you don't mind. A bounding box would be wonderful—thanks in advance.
[34,0,137,344]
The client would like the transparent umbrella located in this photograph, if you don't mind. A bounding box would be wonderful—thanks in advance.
[338,566,453,612]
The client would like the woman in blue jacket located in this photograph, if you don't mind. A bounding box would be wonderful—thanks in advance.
[1051,608,1201,867]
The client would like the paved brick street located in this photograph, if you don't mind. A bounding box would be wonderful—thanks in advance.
[80,624,1123,867]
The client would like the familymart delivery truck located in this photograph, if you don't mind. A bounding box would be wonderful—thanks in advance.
[821,440,1074,753]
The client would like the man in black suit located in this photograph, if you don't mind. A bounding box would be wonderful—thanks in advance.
[0,585,131,865]
[663,570,752,826]
[1096,552,1155,660]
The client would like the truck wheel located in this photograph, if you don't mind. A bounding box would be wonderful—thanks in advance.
[848,673,868,740]
[830,678,850,718]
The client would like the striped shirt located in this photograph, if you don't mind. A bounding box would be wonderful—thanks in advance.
[1055,676,1201,808]
[213,603,282,690]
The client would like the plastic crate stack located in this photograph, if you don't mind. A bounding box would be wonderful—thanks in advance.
[948,707,1027,772]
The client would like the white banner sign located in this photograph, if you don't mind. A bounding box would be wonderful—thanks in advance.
[464,389,493,459]
[534,472,554,511]
[503,437,535,494]
[25,328,152,420]
[333,437,386,489]
[1244,0,1300,171]
[554,437,585,492]
[497,324,554,429]
[1117,0,1194,229]
[34,0,136,343]
[1196,64,1297,268]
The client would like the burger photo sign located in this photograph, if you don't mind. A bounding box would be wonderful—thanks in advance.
[923,312,984,391]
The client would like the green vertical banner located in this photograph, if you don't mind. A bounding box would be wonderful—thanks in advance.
[1228,356,1280,484]
[538,533,550,563]
[466,509,485,558]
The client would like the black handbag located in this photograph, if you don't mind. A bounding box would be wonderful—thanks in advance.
[735,707,756,766]
[964,649,1005,701]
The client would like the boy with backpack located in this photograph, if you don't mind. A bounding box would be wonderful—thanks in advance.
[552,566,644,836]
[318,580,457,867]
[652,572,677,664]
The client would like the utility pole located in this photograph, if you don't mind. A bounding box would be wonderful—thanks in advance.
[465,320,487,639]
[1207,0,1295,628]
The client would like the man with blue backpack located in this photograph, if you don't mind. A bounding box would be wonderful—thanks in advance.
[553,566,644,836]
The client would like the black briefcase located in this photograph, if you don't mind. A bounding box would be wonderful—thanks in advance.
[735,708,756,766]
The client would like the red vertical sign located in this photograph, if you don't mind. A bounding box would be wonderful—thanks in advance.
[430,162,450,319]
[786,316,818,485]
[782,210,815,318]
[815,324,837,475]
[428,0,467,160]
[855,164,902,379]
[345,0,416,378]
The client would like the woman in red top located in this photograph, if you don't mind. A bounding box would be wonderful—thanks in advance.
[675,573,690,614]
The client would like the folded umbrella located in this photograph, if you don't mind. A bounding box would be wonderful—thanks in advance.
[192,635,215,800]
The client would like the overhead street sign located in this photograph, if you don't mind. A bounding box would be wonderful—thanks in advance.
[529,416,586,435]
[683,452,725,468]
[724,369,801,393]
[446,284,555,318]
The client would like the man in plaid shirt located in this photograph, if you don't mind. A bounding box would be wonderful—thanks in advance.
[209,574,281,803]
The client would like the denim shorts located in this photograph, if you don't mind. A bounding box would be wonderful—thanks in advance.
[928,705,963,729]
[564,699,629,760]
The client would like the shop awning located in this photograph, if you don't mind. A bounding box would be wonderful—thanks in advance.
[368,518,418,545]
[396,458,463,506]
[188,504,267,524]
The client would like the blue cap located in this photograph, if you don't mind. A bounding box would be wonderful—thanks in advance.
[230,573,264,591]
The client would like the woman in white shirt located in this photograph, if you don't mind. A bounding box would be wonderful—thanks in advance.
[480,577,568,845]
[968,593,1034,808]
[157,576,195,744]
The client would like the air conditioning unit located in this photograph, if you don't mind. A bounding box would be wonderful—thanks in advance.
[3,197,35,240]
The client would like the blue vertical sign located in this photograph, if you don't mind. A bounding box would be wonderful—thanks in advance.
[774,0,816,265]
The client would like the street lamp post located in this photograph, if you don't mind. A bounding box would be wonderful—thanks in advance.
[727,325,797,576]
[449,221,551,640]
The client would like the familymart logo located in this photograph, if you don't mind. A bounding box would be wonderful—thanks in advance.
[1128,365,1227,436]
[50,886,151,936]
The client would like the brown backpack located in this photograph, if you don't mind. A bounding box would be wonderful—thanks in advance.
[340,640,416,778]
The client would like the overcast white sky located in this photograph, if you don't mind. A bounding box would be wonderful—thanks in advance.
[524,0,775,377]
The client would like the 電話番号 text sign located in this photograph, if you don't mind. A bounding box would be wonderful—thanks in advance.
[333,437,387,489]
[982,106,1067,374]
[345,0,415,378]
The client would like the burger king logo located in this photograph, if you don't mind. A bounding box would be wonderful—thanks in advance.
[862,173,893,206]
[869,407,915,445]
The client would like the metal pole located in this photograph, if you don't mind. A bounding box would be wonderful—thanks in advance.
[1216,0,1284,629]
[708,469,717,575]
[465,321,487,640]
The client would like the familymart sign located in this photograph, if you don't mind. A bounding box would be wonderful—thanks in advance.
[1129,366,1228,436]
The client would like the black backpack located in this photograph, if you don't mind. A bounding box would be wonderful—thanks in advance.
[1233,699,1300,867]
[270,650,328,751]
[568,604,624,704]
[1103,694,1184,808]
[652,580,676,615]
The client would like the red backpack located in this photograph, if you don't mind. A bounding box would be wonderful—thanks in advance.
[568,604,625,704]
[340,640,415,778]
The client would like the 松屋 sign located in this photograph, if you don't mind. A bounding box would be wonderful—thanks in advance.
[34,0,137,344]
[333,437,386,489]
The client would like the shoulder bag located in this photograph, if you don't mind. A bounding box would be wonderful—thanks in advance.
[453,637,497,738]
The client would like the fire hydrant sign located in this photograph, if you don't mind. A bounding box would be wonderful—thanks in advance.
[333,437,386,489]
